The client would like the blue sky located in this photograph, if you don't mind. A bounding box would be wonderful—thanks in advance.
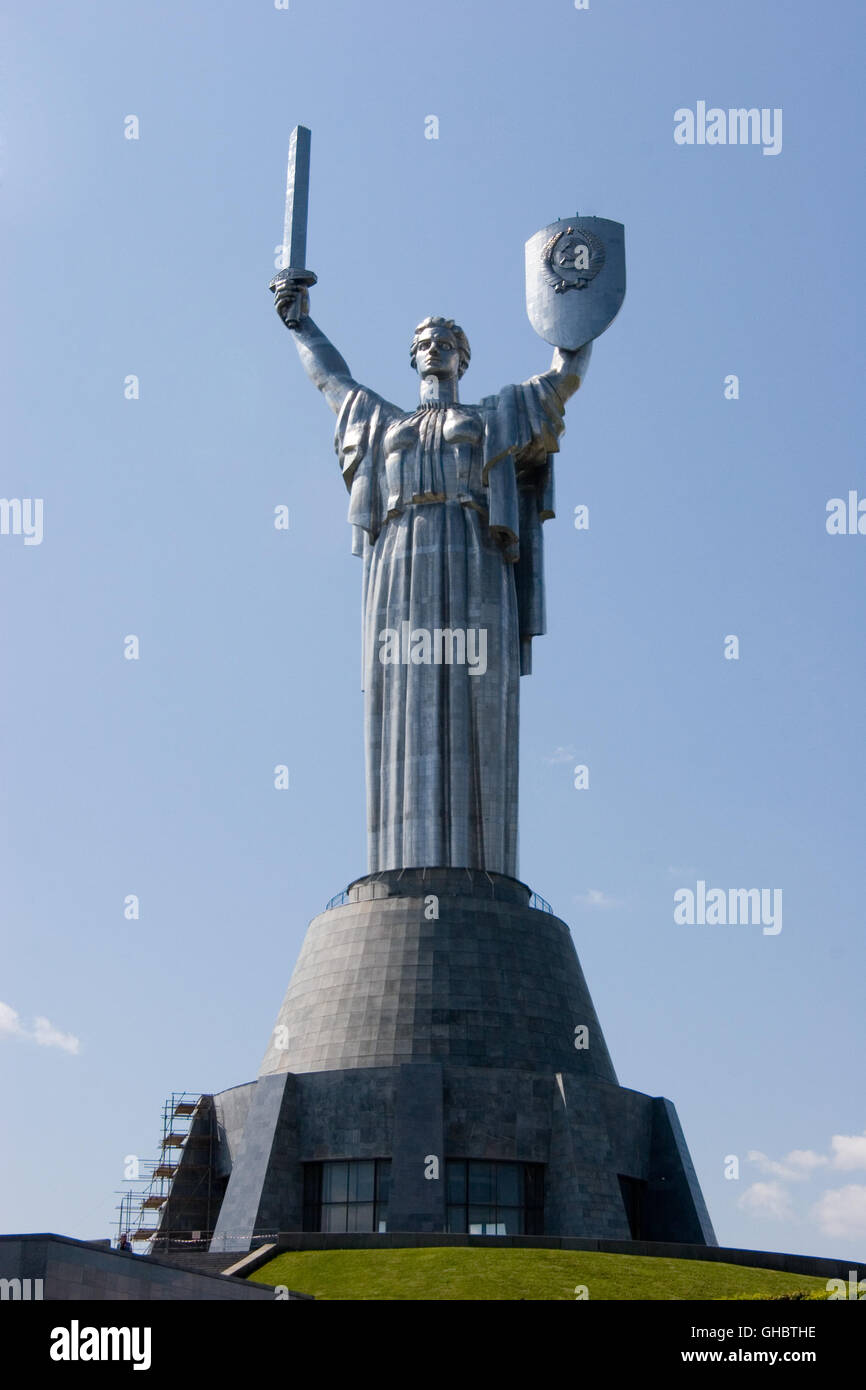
[2,0,864,1262]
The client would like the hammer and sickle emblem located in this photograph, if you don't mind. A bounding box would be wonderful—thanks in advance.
[541,226,606,292]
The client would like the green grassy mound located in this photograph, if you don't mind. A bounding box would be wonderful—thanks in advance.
[249,1247,832,1301]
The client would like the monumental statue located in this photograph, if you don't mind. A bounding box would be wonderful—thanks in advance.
[270,128,623,879]
[144,127,714,1254]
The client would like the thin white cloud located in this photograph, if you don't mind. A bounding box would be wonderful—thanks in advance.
[573,889,622,909]
[742,1138,866,1240]
[544,746,576,765]
[786,1149,830,1175]
[0,1000,80,1054]
[32,1016,80,1054]
[738,1181,796,1222]
[748,1148,828,1182]
[830,1133,866,1172]
[811,1185,866,1239]
[0,1001,23,1036]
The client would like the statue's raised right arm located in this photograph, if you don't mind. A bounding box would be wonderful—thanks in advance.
[274,281,357,416]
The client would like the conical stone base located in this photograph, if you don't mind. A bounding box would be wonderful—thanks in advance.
[260,868,617,1080]
[209,870,716,1253]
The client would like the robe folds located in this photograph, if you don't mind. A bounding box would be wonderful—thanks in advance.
[334,375,567,876]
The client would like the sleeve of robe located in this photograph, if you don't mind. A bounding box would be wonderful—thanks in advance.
[480,374,569,674]
[333,385,405,688]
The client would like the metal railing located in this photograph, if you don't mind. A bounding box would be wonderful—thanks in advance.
[325,885,554,913]
[528,892,553,914]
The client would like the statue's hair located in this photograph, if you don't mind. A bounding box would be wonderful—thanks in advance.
[409,316,471,378]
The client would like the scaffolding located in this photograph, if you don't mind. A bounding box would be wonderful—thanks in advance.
[115,1091,218,1254]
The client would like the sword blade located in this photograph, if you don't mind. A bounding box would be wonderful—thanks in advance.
[282,125,311,272]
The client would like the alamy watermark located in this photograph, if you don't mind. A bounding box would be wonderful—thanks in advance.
[674,103,782,156]
[674,880,782,935]
[378,623,488,676]
[0,498,43,545]
[1,1277,43,1300]
[50,1322,151,1370]
[826,491,866,535]
[826,1271,866,1300]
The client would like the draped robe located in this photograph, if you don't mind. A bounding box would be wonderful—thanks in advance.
[334,375,568,876]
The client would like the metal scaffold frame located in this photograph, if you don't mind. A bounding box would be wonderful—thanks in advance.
[114,1091,216,1254]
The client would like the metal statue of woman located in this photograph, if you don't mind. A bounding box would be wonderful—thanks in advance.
[275,280,591,879]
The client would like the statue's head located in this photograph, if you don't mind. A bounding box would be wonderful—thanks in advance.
[410,316,471,380]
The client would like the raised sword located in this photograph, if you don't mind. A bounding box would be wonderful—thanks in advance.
[269,125,317,326]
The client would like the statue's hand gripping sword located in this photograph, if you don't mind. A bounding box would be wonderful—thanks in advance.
[269,125,317,327]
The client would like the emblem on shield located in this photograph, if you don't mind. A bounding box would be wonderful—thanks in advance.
[526,216,626,349]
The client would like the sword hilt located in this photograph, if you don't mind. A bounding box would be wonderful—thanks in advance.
[269,267,318,328]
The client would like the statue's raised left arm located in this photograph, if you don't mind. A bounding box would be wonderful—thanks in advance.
[538,340,593,404]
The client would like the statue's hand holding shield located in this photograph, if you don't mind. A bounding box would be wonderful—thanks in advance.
[525,216,626,350]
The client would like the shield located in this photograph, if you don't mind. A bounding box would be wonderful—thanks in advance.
[525,216,626,350]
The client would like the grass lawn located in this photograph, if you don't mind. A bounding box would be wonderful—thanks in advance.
[249,1247,832,1301]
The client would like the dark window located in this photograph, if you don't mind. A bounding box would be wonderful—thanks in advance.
[302,1162,322,1232]
[446,1161,544,1236]
[303,1160,391,1233]
[617,1174,647,1239]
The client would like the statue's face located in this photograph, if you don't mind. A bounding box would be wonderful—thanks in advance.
[414,326,461,380]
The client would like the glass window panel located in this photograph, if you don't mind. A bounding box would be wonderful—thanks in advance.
[303,1164,322,1209]
[347,1202,375,1233]
[524,1164,544,1210]
[377,1218,387,1233]
[322,1161,348,1204]
[468,1162,495,1203]
[499,1208,523,1235]
[321,1204,348,1233]
[468,1206,495,1232]
[446,1161,466,1204]
[447,1206,467,1234]
[349,1161,375,1203]
[376,1162,391,1203]
[496,1164,520,1206]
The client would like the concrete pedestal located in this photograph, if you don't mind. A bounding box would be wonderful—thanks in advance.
[206,870,716,1253]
